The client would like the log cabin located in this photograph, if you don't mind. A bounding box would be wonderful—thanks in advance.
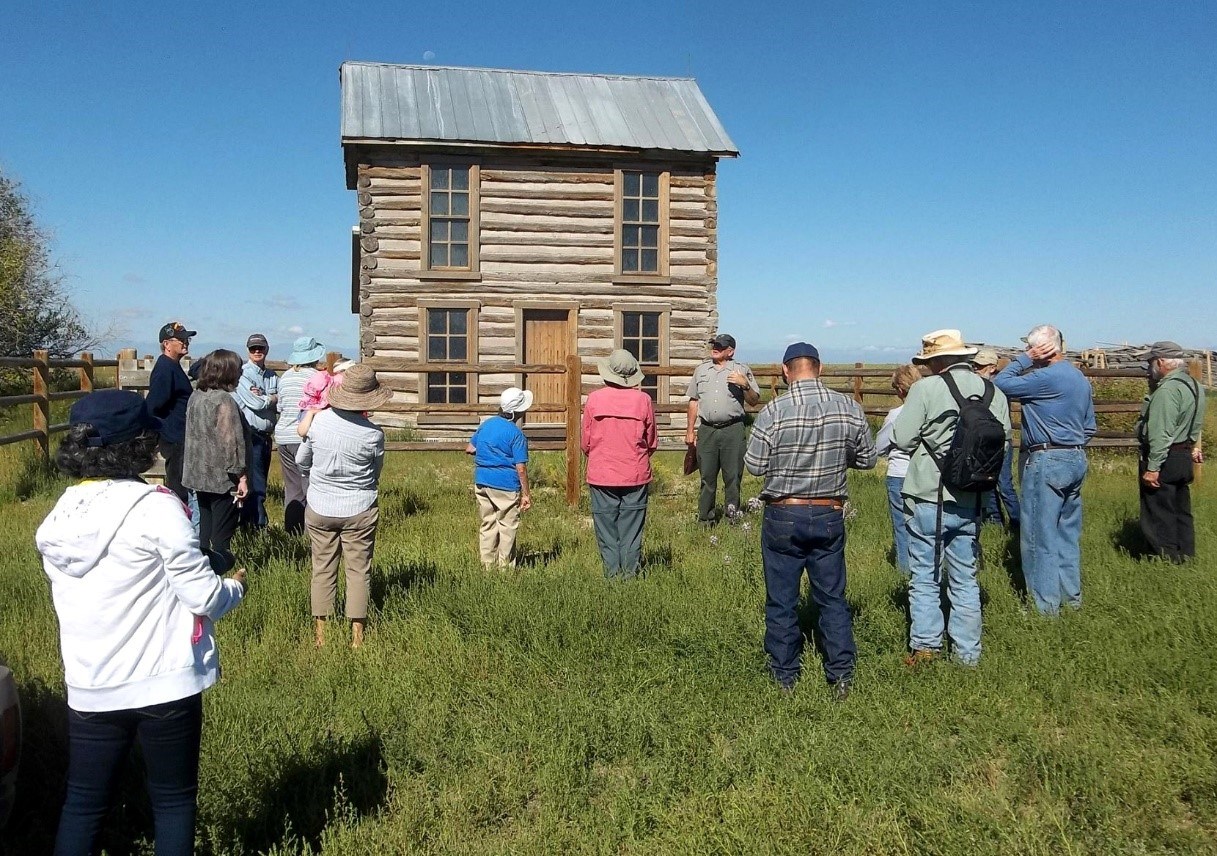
[341,62,739,438]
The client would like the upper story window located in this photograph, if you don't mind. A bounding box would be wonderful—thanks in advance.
[621,172,660,273]
[423,164,480,275]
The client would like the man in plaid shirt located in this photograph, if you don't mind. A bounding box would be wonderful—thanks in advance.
[745,342,876,699]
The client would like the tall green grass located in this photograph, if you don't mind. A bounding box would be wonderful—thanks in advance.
[1,441,1215,854]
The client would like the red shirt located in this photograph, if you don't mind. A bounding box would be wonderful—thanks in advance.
[580,386,658,487]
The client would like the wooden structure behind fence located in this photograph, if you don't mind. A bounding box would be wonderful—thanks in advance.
[2,352,1204,507]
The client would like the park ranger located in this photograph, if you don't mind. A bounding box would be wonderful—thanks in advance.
[686,333,761,524]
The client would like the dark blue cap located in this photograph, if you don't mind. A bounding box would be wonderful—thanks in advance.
[782,342,820,364]
[69,390,161,447]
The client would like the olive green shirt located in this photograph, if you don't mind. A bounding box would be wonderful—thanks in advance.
[1136,368,1206,471]
[891,363,1012,505]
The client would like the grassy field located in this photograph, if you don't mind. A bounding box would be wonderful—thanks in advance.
[1,432,1215,855]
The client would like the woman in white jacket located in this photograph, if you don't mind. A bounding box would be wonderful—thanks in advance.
[36,390,246,856]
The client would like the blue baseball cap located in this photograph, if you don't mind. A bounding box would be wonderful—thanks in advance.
[782,342,820,364]
[69,390,161,447]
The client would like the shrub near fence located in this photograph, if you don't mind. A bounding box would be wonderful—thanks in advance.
[1,352,1203,505]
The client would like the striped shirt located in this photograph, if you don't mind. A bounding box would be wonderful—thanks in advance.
[745,378,877,500]
[295,408,384,517]
[274,368,321,446]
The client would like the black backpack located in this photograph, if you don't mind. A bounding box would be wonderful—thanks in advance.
[933,370,1007,494]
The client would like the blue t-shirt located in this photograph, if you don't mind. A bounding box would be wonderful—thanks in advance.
[470,415,529,491]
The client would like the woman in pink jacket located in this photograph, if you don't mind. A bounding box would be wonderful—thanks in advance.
[580,350,658,579]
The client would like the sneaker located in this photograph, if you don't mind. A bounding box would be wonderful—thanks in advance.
[831,679,852,702]
[903,649,938,668]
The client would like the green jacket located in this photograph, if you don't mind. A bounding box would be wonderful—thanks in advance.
[892,362,1012,504]
[1136,368,1206,471]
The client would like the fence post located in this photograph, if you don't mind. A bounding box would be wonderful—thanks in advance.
[852,362,864,404]
[32,349,50,459]
[565,353,582,507]
[81,352,94,394]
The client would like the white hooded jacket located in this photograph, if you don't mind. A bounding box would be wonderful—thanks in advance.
[35,479,244,712]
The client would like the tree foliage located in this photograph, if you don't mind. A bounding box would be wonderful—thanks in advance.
[0,171,95,358]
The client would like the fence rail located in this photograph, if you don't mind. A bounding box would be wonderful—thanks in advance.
[1,351,1200,507]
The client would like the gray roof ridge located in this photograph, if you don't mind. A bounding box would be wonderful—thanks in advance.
[340,60,697,83]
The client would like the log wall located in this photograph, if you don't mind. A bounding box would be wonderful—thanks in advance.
[352,151,721,439]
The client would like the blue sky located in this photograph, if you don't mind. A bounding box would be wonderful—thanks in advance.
[2,0,1214,363]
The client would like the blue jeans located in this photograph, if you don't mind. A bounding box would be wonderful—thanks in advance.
[885,476,911,575]
[1020,448,1087,614]
[55,694,203,856]
[589,484,649,579]
[982,445,1020,525]
[239,432,272,528]
[760,505,855,685]
[906,500,982,664]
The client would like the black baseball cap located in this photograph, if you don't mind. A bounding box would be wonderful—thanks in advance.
[158,321,197,343]
[246,333,269,350]
[708,333,736,350]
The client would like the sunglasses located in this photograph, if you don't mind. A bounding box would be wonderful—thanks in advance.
[249,347,267,354]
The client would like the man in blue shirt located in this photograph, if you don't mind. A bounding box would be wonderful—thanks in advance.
[232,333,279,529]
[994,325,1096,615]
[466,388,533,567]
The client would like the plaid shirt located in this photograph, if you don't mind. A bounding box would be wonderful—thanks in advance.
[745,378,877,499]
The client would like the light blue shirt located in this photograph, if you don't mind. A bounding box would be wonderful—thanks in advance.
[232,362,279,434]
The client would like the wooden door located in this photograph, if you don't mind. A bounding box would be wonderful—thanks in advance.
[522,308,572,425]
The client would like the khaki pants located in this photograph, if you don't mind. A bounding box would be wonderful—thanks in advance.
[306,504,378,619]
[475,486,521,567]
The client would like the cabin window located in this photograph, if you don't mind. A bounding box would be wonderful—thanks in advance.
[423,164,480,274]
[424,307,470,404]
[620,171,662,274]
[616,306,669,403]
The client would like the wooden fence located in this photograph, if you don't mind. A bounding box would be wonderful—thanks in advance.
[0,351,1199,507]
[0,351,116,458]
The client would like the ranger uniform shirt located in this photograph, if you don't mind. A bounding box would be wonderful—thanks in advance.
[689,359,760,426]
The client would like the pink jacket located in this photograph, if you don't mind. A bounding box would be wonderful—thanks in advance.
[580,386,658,487]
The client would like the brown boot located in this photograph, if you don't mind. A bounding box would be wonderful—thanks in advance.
[351,619,365,649]
[903,649,937,668]
[314,618,326,648]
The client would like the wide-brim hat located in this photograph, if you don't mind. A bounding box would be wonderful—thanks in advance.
[326,364,393,411]
[912,329,978,364]
[499,387,534,414]
[597,349,645,388]
[287,336,326,366]
[70,389,162,447]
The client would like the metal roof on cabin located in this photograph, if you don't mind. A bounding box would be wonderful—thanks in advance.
[340,62,739,156]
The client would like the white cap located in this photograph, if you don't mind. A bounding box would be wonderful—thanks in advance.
[499,387,534,414]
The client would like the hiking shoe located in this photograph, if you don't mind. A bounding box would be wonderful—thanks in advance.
[903,649,938,668]
[831,680,852,702]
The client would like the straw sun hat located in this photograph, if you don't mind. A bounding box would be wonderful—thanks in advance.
[912,329,979,364]
[325,364,393,411]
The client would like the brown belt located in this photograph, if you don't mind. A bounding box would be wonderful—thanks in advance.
[766,496,844,509]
